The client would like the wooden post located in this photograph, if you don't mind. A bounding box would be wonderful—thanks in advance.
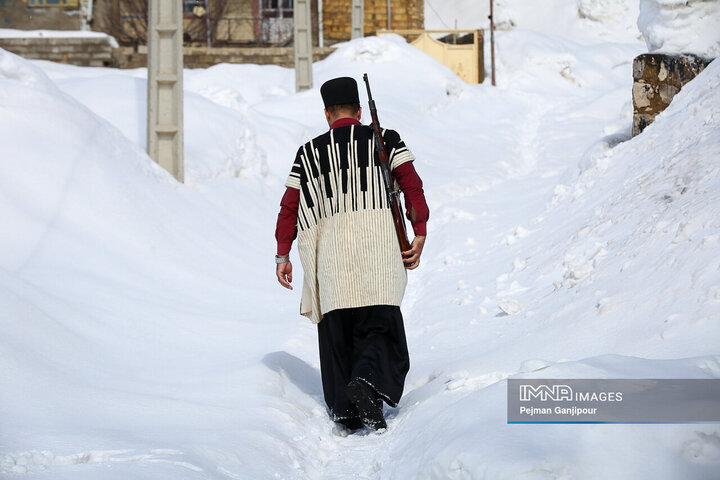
[476,29,485,83]
[489,0,496,86]
[351,0,364,39]
[147,0,184,182]
[294,0,313,92]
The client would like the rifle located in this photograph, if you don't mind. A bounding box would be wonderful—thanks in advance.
[363,73,412,256]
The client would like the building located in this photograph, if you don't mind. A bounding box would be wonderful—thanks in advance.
[1,0,83,30]
[1,1,424,68]
[93,1,424,47]
[324,0,423,41]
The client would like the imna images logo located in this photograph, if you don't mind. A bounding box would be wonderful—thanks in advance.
[519,384,573,401]
[518,383,623,402]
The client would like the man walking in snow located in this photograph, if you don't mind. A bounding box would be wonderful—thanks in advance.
[274,76,429,431]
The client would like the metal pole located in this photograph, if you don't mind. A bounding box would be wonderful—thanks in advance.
[387,0,391,30]
[204,0,211,47]
[489,0,496,86]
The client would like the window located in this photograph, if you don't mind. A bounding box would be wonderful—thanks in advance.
[27,0,79,6]
[260,0,293,18]
[183,0,204,15]
[257,0,294,44]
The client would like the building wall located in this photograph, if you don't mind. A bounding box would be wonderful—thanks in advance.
[214,0,254,43]
[322,0,423,43]
[3,0,421,49]
[86,0,138,44]
[0,35,113,65]
[113,44,335,69]
[0,0,82,30]
[93,1,317,47]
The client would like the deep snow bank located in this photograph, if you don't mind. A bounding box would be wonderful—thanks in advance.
[379,57,720,480]
[638,0,720,57]
[0,46,58,90]
[425,0,641,44]
[1,46,299,477]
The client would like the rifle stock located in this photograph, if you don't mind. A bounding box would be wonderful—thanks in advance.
[363,73,412,256]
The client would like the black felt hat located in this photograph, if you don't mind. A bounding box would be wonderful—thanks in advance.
[320,77,360,107]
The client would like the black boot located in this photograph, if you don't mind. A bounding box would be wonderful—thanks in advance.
[346,379,387,430]
[336,417,364,431]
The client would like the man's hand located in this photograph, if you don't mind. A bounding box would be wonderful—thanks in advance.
[402,235,425,270]
[276,260,293,289]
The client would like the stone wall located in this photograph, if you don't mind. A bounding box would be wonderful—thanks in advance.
[113,45,336,69]
[632,53,713,136]
[323,0,423,42]
[0,36,113,66]
[0,36,335,69]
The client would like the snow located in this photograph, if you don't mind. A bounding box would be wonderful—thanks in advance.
[0,47,58,90]
[637,0,720,57]
[2,1,720,478]
[0,28,119,48]
[425,0,642,43]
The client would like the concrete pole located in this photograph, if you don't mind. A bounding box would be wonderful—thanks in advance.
[147,0,184,182]
[318,0,324,48]
[294,0,313,92]
[351,0,364,39]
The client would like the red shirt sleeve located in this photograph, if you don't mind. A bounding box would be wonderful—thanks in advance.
[275,187,300,255]
[393,162,429,236]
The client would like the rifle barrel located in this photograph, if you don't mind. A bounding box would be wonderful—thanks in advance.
[362,73,412,255]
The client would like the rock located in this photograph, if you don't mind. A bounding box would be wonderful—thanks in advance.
[632,53,713,136]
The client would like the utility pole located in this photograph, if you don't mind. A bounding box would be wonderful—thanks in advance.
[294,0,313,92]
[147,0,184,182]
[203,0,211,47]
[489,0,496,86]
[318,0,324,48]
[351,0,364,39]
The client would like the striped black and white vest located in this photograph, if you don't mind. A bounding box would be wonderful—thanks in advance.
[285,123,415,323]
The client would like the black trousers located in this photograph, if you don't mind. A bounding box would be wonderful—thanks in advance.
[317,305,410,421]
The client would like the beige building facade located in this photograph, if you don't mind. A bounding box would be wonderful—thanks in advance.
[1,0,82,30]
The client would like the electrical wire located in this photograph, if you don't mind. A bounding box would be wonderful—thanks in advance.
[425,0,451,29]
